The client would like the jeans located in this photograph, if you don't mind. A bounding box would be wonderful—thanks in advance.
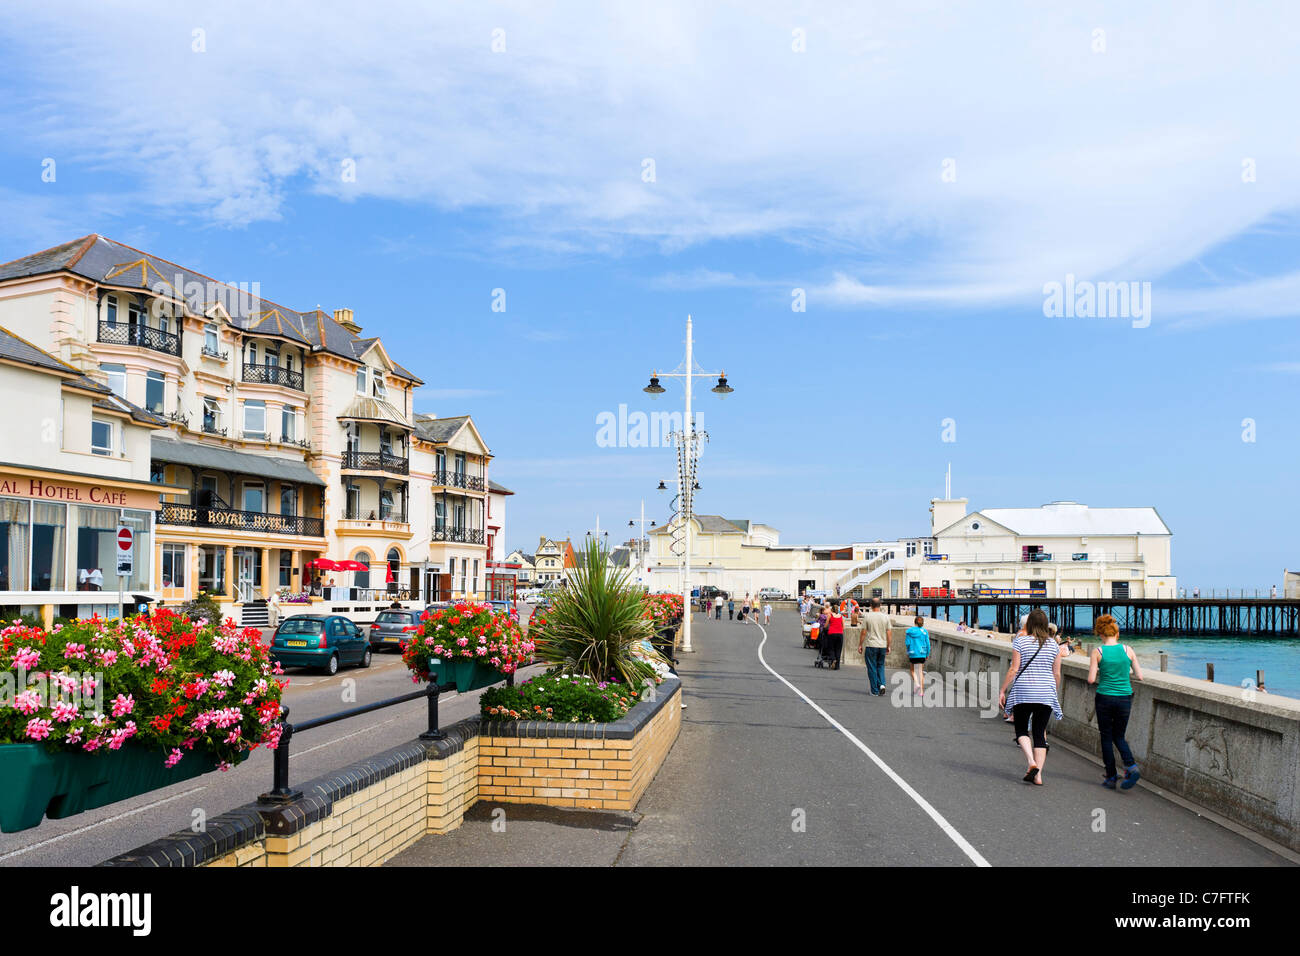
[1095,692,1135,778]
[863,646,886,695]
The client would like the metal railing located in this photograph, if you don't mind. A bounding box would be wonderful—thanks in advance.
[201,344,230,361]
[242,363,304,391]
[156,503,325,537]
[431,526,485,544]
[432,469,485,491]
[98,320,181,356]
[342,508,409,524]
[342,450,409,475]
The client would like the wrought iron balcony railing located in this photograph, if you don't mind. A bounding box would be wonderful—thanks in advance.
[98,320,181,357]
[431,469,485,491]
[242,363,304,391]
[430,526,485,544]
[342,450,409,475]
[343,508,409,524]
[157,503,324,537]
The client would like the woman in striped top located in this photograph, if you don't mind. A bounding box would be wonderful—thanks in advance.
[998,608,1067,786]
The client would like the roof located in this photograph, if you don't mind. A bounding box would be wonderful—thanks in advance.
[0,235,423,383]
[610,548,631,568]
[950,502,1171,537]
[336,396,411,428]
[151,437,325,486]
[651,515,746,534]
[0,325,73,373]
[488,480,514,495]
[413,414,469,443]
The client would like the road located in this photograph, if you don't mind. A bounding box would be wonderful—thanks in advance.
[1,603,541,868]
[390,609,1295,867]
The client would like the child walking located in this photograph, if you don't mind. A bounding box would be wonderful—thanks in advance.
[904,615,930,695]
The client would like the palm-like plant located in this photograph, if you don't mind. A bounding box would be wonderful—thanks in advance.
[532,538,661,686]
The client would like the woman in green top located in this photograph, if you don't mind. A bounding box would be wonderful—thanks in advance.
[1086,614,1145,790]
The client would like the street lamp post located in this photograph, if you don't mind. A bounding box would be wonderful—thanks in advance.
[628,501,655,589]
[645,314,734,653]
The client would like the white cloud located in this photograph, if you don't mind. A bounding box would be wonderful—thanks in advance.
[6,2,1300,322]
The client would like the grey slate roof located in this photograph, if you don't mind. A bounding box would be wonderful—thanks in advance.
[488,480,513,495]
[151,437,324,486]
[0,235,423,383]
[336,396,411,428]
[610,547,631,568]
[413,414,469,444]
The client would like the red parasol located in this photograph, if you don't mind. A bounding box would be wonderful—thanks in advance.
[386,563,396,584]
[337,560,368,572]
[309,559,339,571]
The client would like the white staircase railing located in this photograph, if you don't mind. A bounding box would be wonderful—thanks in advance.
[835,551,905,596]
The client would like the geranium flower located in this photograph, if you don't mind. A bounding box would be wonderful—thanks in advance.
[24,718,52,741]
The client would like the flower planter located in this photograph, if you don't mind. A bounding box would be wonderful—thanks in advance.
[0,743,238,834]
[433,658,504,693]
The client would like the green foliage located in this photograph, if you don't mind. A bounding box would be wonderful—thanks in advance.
[0,608,42,629]
[529,538,660,686]
[179,590,225,626]
[480,670,640,723]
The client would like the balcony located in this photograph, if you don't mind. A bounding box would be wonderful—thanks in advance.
[344,507,408,523]
[157,503,324,537]
[342,450,409,475]
[431,526,485,545]
[242,363,304,391]
[432,469,485,491]
[98,320,181,357]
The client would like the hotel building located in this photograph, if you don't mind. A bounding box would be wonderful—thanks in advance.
[0,235,505,624]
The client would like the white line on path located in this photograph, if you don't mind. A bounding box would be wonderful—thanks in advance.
[0,786,206,862]
[753,622,991,868]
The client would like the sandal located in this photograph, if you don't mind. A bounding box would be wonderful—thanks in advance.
[1023,766,1039,783]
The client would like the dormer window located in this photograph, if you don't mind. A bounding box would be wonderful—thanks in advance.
[204,324,219,353]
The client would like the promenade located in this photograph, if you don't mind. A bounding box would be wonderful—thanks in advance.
[388,610,1294,867]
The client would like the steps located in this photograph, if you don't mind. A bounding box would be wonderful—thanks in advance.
[240,601,270,628]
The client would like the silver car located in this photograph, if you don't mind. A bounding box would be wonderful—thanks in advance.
[368,608,423,650]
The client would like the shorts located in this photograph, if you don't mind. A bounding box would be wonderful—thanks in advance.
[908,656,927,665]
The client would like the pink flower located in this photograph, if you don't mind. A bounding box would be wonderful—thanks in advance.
[82,736,103,752]
[93,648,118,667]
[164,748,184,768]
[13,690,41,715]
[63,643,88,660]
[24,718,51,741]
[13,647,39,670]
[81,676,98,697]
[51,701,79,722]
[111,694,134,718]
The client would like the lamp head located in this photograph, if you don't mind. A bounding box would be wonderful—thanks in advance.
[711,372,733,396]
[644,374,666,397]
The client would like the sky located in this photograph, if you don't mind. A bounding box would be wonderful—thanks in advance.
[0,1,1297,589]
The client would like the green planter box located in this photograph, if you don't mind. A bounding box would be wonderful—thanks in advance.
[433,658,505,693]
[0,743,238,834]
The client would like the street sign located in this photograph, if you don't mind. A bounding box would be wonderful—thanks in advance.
[115,525,133,577]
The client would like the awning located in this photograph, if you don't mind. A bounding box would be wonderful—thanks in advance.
[151,437,325,486]
[336,396,411,429]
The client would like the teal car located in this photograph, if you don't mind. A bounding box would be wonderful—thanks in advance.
[270,615,373,675]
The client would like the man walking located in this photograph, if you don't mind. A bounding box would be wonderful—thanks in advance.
[714,594,724,620]
[858,597,892,696]
[728,598,735,621]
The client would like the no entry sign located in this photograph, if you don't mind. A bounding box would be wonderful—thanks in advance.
[115,525,134,577]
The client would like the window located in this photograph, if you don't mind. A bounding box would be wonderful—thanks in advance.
[162,543,186,589]
[280,484,297,517]
[346,484,360,518]
[265,347,279,367]
[379,488,394,520]
[278,549,292,588]
[102,364,126,399]
[105,295,118,326]
[204,324,219,353]
[243,400,266,439]
[0,498,31,591]
[203,397,222,433]
[436,450,446,475]
[128,301,144,328]
[281,406,295,442]
[923,540,934,556]
[906,541,917,558]
[150,461,165,484]
[379,428,393,456]
[434,499,445,530]
[372,374,386,400]
[354,551,371,589]
[145,371,165,414]
[356,366,367,394]
[91,419,113,456]
[455,453,466,476]
[242,482,265,513]
[387,548,400,587]
[248,343,257,366]
[30,502,66,592]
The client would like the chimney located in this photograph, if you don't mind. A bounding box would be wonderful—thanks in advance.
[333,308,361,334]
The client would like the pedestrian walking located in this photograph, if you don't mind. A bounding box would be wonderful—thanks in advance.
[823,601,845,669]
[905,615,930,695]
[714,594,723,620]
[763,602,772,625]
[857,597,891,696]
[997,608,1066,786]
[268,590,282,630]
[728,598,735,621]
[1087,613,1144,790]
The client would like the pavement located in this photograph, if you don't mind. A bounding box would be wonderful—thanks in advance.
[388,609,1295,867]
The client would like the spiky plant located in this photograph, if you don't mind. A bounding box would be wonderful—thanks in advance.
[531,538,661,686]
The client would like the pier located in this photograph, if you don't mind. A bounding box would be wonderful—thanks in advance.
[881,596,1300,637]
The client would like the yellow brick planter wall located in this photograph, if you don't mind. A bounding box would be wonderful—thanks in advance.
[104,678,681,868]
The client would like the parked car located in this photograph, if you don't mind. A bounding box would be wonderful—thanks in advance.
[697,585,728,602]
[758,587,789,601]
[488,599,519,620]
[368,608,423,650]
[269,614,372,675]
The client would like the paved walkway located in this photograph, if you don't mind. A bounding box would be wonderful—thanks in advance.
[388,611,1294,867]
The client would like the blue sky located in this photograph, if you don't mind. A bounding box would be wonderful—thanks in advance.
[1,1,1297,588]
